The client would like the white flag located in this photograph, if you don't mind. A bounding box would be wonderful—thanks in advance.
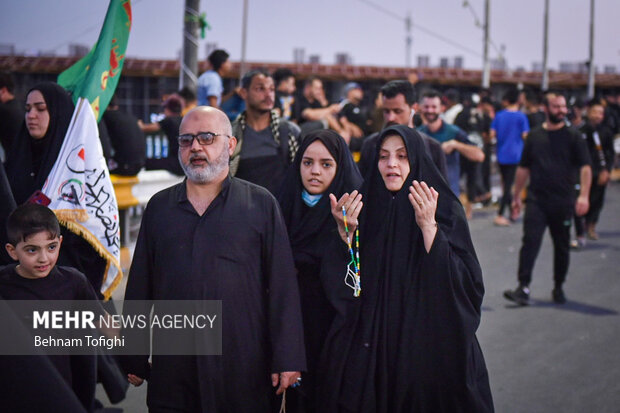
[42,98,123,300]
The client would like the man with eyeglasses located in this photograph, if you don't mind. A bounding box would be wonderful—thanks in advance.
[122,106,306,412]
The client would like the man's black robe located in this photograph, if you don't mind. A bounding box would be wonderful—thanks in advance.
[123,176,306,412]
[318,125,493,413]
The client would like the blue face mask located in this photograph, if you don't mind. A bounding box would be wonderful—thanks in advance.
[302,189,323,207]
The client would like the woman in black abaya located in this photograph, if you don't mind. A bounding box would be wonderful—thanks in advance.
[277,129,362,412]
[319,125,493,412]
[4,82,107,295]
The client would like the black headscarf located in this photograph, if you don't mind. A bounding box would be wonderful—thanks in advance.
[277,129,362,268]
[319,125,493,412]
[5,82,74,204]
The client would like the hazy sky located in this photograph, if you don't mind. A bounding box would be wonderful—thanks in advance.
[1,0,618,72]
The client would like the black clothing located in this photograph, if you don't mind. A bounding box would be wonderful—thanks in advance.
[0,98,23,155]
[0,264,99,412]
[318,125,493,412]
[516,125,591,290]
[0,162,15,265]
[231,110,301,195]
[123,177,306,412]
[0,298,88,413]
[3,82,107,293]
[102,109,146,176]
[498,164,517,217]
[358,130,448,180]
[145,115,183,176]
[518,202,572,286]
[295,96,324,125]
[520,126,591,208]
[277,130,363,412]
[527,111,546,130]
[580,122,615,225]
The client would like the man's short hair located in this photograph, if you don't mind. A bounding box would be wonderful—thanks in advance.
[502,89,520,105]
[6,204,61,246]
[241,69,271,90]
[381,80,416,105]
[178,86,197,103]
[443,88,460,104]
[273,68,294,86]
[421,89,442,101]
[304,76,322,88]
[163,97,183,115]
[208,49,230,71]
[524,89,541,105]
[586,98,604,109]
[0,72,15,93]
[542,91,565,107]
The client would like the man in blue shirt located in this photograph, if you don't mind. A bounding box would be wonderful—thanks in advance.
[418,90,484,196]
[197,49,231,107]
[490,89,530,226]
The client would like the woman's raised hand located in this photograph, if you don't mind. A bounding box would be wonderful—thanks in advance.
[329,190,363,244]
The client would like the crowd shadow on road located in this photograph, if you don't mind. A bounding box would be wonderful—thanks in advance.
[504,299,618,315]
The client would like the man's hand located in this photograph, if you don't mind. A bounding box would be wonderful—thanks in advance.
[128,374,144,387]
[575,195,589,217]
[271,371,301,395]
[511,197,522,221]
[441,139,458,154]
[598,170,610,186]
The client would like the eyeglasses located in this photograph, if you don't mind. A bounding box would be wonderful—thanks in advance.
[177,132,230,147]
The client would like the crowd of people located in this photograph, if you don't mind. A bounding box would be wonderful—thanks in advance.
[0,46,619,412]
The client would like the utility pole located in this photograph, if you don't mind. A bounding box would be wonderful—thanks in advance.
[587,0,595,99]
[542,0,550,91]
[181,0,200,90]
[405,12,412,68]
[482,0,490,88]
[239,0,249,83]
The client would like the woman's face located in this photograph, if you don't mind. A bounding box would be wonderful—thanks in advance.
[300,140,337,195]
[378,134,410,192]
[25,90,50,140]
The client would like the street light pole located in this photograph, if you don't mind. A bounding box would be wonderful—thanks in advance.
[482,0,490,88]
[587,0,596,99]
[239,0,249,83]
[181,0,200,90]
[405,12,412,68]
[542,0,550,91]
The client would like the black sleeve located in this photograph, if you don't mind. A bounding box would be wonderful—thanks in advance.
[263,197,306,373]
[520,132,534,167]
[98,119,113,160]
[118,201,154,379]
[572,130,591,168]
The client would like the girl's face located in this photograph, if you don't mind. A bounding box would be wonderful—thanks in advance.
[25,90,50,139]
[378,134,410,192]
[300,140,337,195]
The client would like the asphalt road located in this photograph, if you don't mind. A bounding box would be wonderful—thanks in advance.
[98,182,620,413]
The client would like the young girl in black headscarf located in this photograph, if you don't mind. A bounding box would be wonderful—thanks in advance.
[278,129,362,412]
[319,124,493,412]
[5,82,107,296]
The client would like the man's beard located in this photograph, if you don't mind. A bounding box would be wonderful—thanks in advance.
[422,112,439,123]
[548,112,565,125]
[178,147,229,184]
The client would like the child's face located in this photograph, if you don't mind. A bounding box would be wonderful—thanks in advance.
[5,232,62,279]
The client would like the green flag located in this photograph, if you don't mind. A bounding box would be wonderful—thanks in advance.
[58,0,132,121]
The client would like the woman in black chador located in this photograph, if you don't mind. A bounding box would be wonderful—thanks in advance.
[4,82,107,295]
[277,129,362,412]
[319,124,493,412]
